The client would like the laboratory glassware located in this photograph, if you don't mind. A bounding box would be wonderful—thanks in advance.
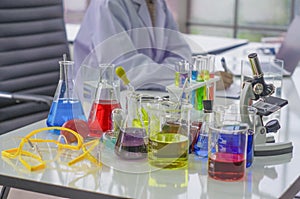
[147,100,192,169]
[46,59,86,134]
[88,64,121,138]
[194,100,213,157]
[113,92,150,160]
[208,121,249,181]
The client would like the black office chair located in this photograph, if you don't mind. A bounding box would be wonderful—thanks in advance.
[0,0,70,135]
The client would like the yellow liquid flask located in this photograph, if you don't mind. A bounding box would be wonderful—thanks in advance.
[147,101,191,169]
[46,58,86,134]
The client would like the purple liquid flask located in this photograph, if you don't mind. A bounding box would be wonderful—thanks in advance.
[113,92,149,160]
[46,56,86,134]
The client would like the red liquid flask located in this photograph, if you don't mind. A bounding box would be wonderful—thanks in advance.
[88,100,121,137]
[87,64,121,138]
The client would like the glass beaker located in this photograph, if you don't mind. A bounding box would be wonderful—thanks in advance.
[147,100,192,169]
[218,104,258,168]
[113,92,149,160]
[87,64,121,138]
[46,60,86,134]
[208,121,249,181]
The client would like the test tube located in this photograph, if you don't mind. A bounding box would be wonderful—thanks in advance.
[194,56,208,110]
[175,60,189,88]
[174,61,180,87]
[206,55,216,100]
[191,56,198,81]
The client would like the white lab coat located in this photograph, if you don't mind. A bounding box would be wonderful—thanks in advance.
[74,0,191,91]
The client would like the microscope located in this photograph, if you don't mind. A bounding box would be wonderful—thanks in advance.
[240,53,293,156]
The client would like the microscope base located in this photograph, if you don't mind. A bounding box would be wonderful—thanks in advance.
[254,141,293,156]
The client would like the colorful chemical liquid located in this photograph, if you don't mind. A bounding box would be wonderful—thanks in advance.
[88,100,121,138]
[115,127,147,160]
[195,70,210,110]
[191,70,198,81]
[175,72,180,87]
[194,119,209,157]
[216,125,247,155]
[198,69,210,82]
[46,99,86,134]
[179,72,188,88]
[208,152,245,181]
[162,121,180,134]
[190,121,202,153]
[246,133,254,168]
[194,133,208,157]
[148,133,189,169]
[195,86,205,110]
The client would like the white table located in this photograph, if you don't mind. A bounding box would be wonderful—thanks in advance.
[0,74,300,198]
[183,34,248,55]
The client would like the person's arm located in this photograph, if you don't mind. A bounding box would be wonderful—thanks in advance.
[74,0,191,91]
[120,1,192,90]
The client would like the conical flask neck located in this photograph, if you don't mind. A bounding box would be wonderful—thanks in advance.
[95,64,119,101]
[59,61,74,81]
[57,61,75,99]
[99,64,114,84]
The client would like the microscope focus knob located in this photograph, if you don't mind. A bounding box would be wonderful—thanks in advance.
[265,119,281,133]
[253,83,264,95]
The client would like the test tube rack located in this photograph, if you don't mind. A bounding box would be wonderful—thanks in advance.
[166,77,220,100]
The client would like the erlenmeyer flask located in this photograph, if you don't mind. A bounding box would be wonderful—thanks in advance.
[113,93,149,160]
[88,64,121,138]
[194,100,213,157]
[46,60,86,134]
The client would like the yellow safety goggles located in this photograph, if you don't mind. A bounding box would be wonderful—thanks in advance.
[1,127,102,171]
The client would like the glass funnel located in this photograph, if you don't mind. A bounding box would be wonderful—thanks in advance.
[88,64,121,138]
[46,60,86,134]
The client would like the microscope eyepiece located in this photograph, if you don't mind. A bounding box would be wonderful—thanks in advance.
[247,53,275,97]
[248,53,264,77]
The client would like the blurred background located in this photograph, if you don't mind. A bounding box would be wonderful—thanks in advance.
[63,0,300,42]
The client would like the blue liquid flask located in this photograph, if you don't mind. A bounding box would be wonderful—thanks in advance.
[46,59,86,134]
[194,127,209,157]
[194,100,213,157]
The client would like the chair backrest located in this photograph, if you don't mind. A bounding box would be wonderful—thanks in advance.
[0,0,70,134]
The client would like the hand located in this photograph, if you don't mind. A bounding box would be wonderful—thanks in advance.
[215,71,233,90]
